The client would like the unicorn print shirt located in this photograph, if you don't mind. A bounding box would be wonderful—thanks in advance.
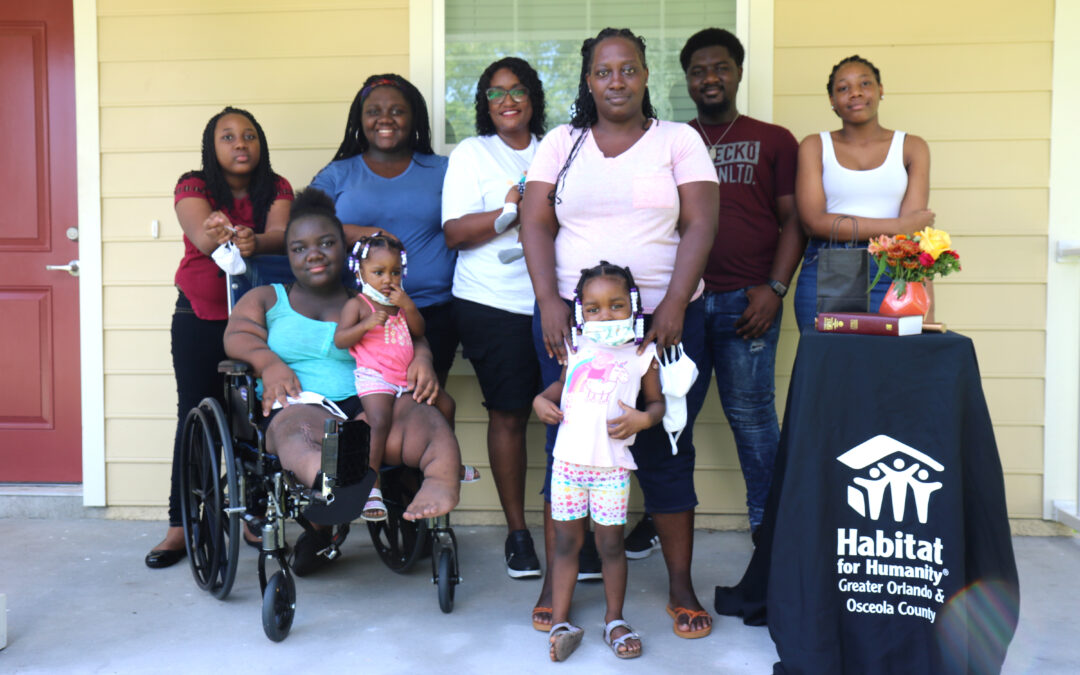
[553,336,658,471]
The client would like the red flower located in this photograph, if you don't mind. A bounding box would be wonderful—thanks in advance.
[919,252,934,267]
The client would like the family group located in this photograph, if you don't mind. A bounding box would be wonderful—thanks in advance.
[143,25,933,662]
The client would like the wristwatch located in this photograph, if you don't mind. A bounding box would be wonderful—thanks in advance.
[767,279,788,298]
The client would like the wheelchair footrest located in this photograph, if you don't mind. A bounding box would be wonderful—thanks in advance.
[303,472,376,526]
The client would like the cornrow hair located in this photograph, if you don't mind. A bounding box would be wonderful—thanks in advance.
[827,55,882,94]
[474,57,547,138]
[285,188,345,243]
[572,260,644,346]
[550,28,656,206]
[331,73,435,161]
[187,106,278,230]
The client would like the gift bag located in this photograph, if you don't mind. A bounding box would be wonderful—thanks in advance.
[816,215,869,314]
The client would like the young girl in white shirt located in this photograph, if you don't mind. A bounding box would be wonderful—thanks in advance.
[532,261,664,661]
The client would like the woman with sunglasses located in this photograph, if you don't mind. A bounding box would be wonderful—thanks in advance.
[442,58,547,579]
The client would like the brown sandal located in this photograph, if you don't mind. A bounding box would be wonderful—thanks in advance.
[532,605,552,632]
[666,605,712,639]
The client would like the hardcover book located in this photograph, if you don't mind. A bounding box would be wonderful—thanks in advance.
[815,312,923,336]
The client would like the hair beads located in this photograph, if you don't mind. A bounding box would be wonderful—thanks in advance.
[630,286,644,345]
[347,241,364,280]
[572,290,585,349]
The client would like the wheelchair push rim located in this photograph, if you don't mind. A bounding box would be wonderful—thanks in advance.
[179,397,241,600]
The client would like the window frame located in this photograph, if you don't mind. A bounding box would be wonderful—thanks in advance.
[411,0,773,155]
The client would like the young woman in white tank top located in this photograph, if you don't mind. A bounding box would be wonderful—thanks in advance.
[792,55,935,331]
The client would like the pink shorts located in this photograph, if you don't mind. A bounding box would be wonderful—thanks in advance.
[353,367,410,398]
[550,458,631,526]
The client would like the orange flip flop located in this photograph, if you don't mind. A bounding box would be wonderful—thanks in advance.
[532,606,553,632]
[666,605,712,639]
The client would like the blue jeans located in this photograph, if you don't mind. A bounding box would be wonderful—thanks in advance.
[792,238,892,332]
[532,298,708,513]
[700,289,781,530]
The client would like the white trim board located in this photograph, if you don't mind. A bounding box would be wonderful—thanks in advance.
[1044,1,1080,519]
[73,0,105,506]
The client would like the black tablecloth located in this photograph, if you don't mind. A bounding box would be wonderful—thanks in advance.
[716,331,1019,674]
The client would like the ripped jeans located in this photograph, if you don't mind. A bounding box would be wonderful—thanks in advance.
[699,288,781,530]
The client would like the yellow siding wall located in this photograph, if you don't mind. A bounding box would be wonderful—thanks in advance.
[772,0,1053,518]
[99,0,1052,522]
[98,0,410,506]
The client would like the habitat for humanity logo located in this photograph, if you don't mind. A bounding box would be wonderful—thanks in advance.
[838,435,943,524]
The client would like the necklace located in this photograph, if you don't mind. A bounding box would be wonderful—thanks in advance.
[698,114,740,161]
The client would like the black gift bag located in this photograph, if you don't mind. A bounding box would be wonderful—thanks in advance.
[816,215,869,314]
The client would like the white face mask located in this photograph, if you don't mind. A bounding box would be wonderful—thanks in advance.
[361,281,391,306]
[581,318,635,347]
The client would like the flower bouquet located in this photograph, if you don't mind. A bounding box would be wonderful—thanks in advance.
[867,227,961,316]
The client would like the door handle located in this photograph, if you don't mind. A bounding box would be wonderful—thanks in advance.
[45,260,80,277]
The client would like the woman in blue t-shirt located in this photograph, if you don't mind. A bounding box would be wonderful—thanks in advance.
[310,74,458,384]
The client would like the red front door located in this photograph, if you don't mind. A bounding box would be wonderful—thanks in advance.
[0,0,81,482]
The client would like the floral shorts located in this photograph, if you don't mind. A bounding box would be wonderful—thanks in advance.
[550,459,631,526]
[354,366,410,398]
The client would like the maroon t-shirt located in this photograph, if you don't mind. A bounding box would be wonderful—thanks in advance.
[688,116,798,292]
[173,173,293,320]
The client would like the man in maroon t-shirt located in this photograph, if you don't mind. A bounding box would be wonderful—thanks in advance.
[625,29,805,558]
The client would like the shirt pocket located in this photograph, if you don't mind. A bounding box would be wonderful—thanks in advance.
[631,173,677,209]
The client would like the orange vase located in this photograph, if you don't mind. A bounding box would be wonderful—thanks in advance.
[880,281,930,317]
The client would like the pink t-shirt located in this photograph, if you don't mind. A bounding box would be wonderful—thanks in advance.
[553,337,658,471]
[526,121,718,313]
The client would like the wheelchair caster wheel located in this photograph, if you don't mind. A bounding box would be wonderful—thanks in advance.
[436,547,455,614]
[262,570,295,642]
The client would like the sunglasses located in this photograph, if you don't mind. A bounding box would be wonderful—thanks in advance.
[486,86,529,103]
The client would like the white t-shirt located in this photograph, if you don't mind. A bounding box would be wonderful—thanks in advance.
[526,121,718,313]
[553,336,658,471]
[441,134,537,315]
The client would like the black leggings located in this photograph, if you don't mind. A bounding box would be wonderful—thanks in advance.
[167,291,227,526]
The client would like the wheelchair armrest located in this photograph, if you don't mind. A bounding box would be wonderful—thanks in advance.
[218,359,253,375]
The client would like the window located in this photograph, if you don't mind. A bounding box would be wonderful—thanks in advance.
[442,0,738,145]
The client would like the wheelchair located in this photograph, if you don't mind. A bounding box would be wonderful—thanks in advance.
[178,256,461,642]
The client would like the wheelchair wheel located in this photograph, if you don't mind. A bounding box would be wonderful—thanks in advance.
[179,398,241,600]
[261,570,295,642]
[436,547,455,614]
[367,471,428,573]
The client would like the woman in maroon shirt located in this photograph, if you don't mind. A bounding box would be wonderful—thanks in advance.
[146,107,293,569]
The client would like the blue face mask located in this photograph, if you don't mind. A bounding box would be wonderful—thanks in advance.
[581,318,635,347]
[361,281,391,306]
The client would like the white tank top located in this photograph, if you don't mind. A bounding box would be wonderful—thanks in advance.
[821,130,908,220]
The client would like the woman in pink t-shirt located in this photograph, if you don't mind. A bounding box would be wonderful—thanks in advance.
[520,28,719,642]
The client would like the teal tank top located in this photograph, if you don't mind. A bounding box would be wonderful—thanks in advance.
[261,283,356,401]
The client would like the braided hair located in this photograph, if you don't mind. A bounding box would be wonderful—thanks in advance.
[183,106,277,230]
[332,73,434,160]
[827,55,881,94]
[572,260,644,347]
[285,188,345,244]
[349,233,408,283]
[474,57,547,138]
[549,28,656,206]
[569,27,656,129]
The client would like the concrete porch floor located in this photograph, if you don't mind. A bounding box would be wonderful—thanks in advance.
[0,518,1077,674]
